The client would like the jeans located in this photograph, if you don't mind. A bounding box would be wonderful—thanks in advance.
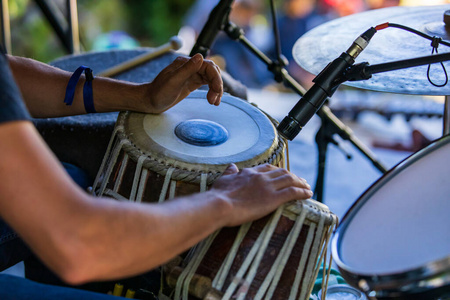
[0,274,124,299]
[0,163,160,299]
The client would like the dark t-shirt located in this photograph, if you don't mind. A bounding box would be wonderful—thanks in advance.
[0,50,30,124]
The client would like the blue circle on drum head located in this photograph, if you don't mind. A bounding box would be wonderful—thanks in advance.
[174,119,229,146]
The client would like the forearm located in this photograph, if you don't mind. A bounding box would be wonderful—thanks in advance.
[7,54,223,118]
[0,122,231,284]
[67,192,231,284]
[7,55,146,118]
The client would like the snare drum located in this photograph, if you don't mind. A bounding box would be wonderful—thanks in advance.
[92,90,338,299]
[332,135,450,300]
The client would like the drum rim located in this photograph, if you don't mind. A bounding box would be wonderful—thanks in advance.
[331,135,450,296]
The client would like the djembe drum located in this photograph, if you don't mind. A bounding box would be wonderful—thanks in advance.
[92,90,337,299]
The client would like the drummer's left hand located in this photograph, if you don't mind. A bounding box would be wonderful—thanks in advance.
[139,53,223,113]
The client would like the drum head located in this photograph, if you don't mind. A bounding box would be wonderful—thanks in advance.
[332,135,450,297]
[118,90,281,173]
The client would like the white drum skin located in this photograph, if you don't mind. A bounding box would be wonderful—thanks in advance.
[121,90,280,173]
[332,135,450,299]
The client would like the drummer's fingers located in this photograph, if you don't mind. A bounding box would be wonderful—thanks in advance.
[265,168,310,185]
[206,89,222,106]
[250,163,279,173]
[160,55,190,75]
[170,55,222,105]
[168,53,204,84]
[270,172,311,191]
[222,163,239,176]
[197,59,223,105]
[264,167,292,179]
[277,186,313,201]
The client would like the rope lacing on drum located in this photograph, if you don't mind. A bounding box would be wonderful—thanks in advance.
[92,125,125,195]
[256,207,308,299]
[316,214,339,300]
[158,167,175,203]
[172,201,338,300]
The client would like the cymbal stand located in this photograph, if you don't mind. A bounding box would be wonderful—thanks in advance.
[444,96,449,135]
[221,21,388,203]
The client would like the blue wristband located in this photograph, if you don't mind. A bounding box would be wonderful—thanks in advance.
[64,66,96,113]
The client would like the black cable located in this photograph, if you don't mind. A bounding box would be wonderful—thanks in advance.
[376,22,450,87]
[427,43,448,87]
[385,22,450,47]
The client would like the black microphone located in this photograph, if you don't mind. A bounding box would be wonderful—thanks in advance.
[190,0,234,57]
[277,27,377,140]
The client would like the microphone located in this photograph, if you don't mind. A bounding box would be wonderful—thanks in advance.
[190,0,234,57]
[277,27,377,140]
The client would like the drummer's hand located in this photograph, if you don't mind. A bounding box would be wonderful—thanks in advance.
[210,164,313,227]
[141,53,223,113]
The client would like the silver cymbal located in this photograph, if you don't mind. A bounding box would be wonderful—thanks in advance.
[293,4,450,95]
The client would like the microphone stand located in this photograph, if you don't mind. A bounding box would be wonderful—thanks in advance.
[345,52,450,80]
[222,21,388,203]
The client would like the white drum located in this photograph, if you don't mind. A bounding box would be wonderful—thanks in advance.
[332,135,450,299]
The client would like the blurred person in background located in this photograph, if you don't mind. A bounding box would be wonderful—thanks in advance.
[210,0,274,88]
[366,0,400,9]
[275,0,332,88]
[321,0,366,18]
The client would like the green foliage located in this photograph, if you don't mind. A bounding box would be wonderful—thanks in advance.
[121,0,195,46]
[9,0,66,62]
[7,0,196,62]
[8,0,28,18]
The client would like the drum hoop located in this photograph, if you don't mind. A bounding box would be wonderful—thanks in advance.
[332,248,450,297]
[331,135,450,295]
[114,95,286,185]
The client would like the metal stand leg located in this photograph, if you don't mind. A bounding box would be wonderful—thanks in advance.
[444,95,450,136]
[66,0,80,54]
[34,0,80,54]
[0,0,11,53]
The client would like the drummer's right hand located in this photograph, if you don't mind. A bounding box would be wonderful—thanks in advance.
[210,164,313,227]
[138,53,223,114]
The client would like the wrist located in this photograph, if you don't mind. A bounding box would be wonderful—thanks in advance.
[93,77,146,113]
[203,190,234,228]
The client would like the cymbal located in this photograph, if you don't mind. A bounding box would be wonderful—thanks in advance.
[293,4,450,96]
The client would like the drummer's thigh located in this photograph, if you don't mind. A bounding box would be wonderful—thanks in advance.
[0,274,122,300]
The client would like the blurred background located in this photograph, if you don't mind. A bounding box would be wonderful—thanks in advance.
[4,0,449,91]
[5,0,448,63]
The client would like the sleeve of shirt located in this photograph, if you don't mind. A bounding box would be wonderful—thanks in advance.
[0,50,31,124]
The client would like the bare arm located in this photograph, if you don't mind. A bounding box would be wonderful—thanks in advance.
[7,53,223,118]
[0,121,312,285]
